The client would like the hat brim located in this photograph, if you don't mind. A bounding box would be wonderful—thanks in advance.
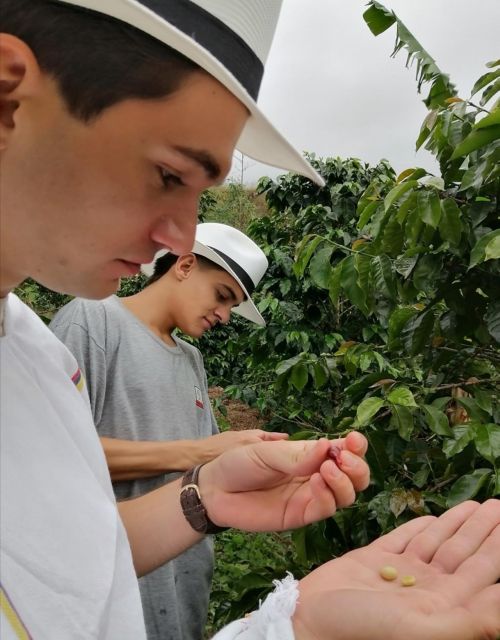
[57,0,325,186]
[141,243,266,326]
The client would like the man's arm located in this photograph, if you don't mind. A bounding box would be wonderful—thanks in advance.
[102,430,289,481]
[119,434,370,577]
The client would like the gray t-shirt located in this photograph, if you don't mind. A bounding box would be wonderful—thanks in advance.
[51,295,218,640]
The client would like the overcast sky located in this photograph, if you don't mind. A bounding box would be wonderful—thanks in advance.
[230,0,500,184]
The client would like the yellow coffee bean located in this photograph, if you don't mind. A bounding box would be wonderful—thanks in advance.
[401,575,416,587]
[379,565,398,581]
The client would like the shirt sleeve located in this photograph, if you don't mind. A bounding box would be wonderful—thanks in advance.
[211,574,298,640]
[50,299,108,428]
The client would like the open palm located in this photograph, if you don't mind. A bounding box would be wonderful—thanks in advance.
[293,499,500,640]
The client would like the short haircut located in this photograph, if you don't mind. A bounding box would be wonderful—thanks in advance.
[146,253,225,286]
[2,0,200,121]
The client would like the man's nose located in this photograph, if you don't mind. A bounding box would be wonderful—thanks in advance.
[150,203,198,255]
[215,306,231,325]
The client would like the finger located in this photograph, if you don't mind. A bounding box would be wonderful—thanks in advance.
[261,432,289,441]
[404,500,481,562]
[371,514,438,553]
[454,523,500,597]
[337,450,370,491]
[319,459,355,508]
[302,472,338,524]
[405,584,500,640]
[344,431,368,457]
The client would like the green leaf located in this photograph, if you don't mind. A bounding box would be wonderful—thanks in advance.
[276,354,303,377]
[383,180,418,211]
[450,125,500,160]
[446,469,493,508]
[341,255,369,316]
[371,254,397,300]
[474,424,500,464]
[356,396,385,426]
[475,108,500,129]
[309,245,334,290]
[290,363,308,391]
[387,386,417,407]
[422,404,453,436]
[390,404,415,440]
[363,2,396,35]
[402,308,435,356]
[443,424,475,457]
[439,199,463,247]
[388,307,418,350]
[469,230,500,268]
[311,362,329,389]
[485,300,500,343]
[455,397,490,423]
[480,78,500,106]
[328,261,344,306]
[294,235,324,276]
[357,200,381,230]
[471,69,500,97]
[418,190,441,228]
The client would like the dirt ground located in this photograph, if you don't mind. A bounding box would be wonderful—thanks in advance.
[208,387,265,431]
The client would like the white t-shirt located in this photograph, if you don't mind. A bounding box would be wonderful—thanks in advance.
[0,294,146,639]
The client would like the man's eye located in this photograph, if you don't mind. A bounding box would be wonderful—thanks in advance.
[158,167,184,189]
[216,291,228,303]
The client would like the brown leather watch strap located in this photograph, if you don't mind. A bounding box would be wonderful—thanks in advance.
[180,464,229,534]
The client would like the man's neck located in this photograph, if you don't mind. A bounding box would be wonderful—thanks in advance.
[119,293,176,346]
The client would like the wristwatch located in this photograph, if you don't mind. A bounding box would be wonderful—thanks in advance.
[180,464,229,534]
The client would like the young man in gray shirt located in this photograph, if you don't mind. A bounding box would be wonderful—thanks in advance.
[51,223,287,640]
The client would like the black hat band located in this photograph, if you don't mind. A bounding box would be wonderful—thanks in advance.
[140,0,264,100]
[207,247,255,296]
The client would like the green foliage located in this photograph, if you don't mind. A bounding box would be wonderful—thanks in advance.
[205,530,303,636]
[200,18,499,625]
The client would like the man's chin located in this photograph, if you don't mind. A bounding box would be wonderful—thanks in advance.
[33,276,121,300]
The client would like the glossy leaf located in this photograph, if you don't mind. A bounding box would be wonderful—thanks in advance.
[371,254,397,300]
[387,386,417,407]
[450,125,500,160]
[439,198,463,246]
[384,180,418,211]
[422,404,453,436]
[446,469,493,508]
[363,2,396,35]
[290,363,308,391]
[309,245,334,290]
[418,190,442,228]
[474,424,500,464]
[390,404,415,440]
[356,396,385,426]
[469,230,500,268]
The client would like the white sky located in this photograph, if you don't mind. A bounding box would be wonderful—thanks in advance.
[229,0,500,184]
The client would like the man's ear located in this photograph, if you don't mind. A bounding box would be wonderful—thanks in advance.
[175,254,197,280]
[0,34,42,150]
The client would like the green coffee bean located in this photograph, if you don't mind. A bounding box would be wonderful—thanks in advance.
[379,565,398,581]
[400,575,416,587]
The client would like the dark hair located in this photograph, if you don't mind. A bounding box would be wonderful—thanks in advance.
[1,0,200,121]
[146,253,225,286]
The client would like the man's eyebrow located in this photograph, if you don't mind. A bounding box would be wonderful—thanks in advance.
[174,146,221,180]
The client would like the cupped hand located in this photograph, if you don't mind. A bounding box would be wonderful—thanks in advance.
[200,432,369,531]
[293,499,500,640]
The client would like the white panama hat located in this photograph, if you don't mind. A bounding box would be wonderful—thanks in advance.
[53,0,324,186]
[142,223,269,325]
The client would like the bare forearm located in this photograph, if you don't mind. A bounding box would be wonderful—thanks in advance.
[118,476,204,576]
[100,436,204,481]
